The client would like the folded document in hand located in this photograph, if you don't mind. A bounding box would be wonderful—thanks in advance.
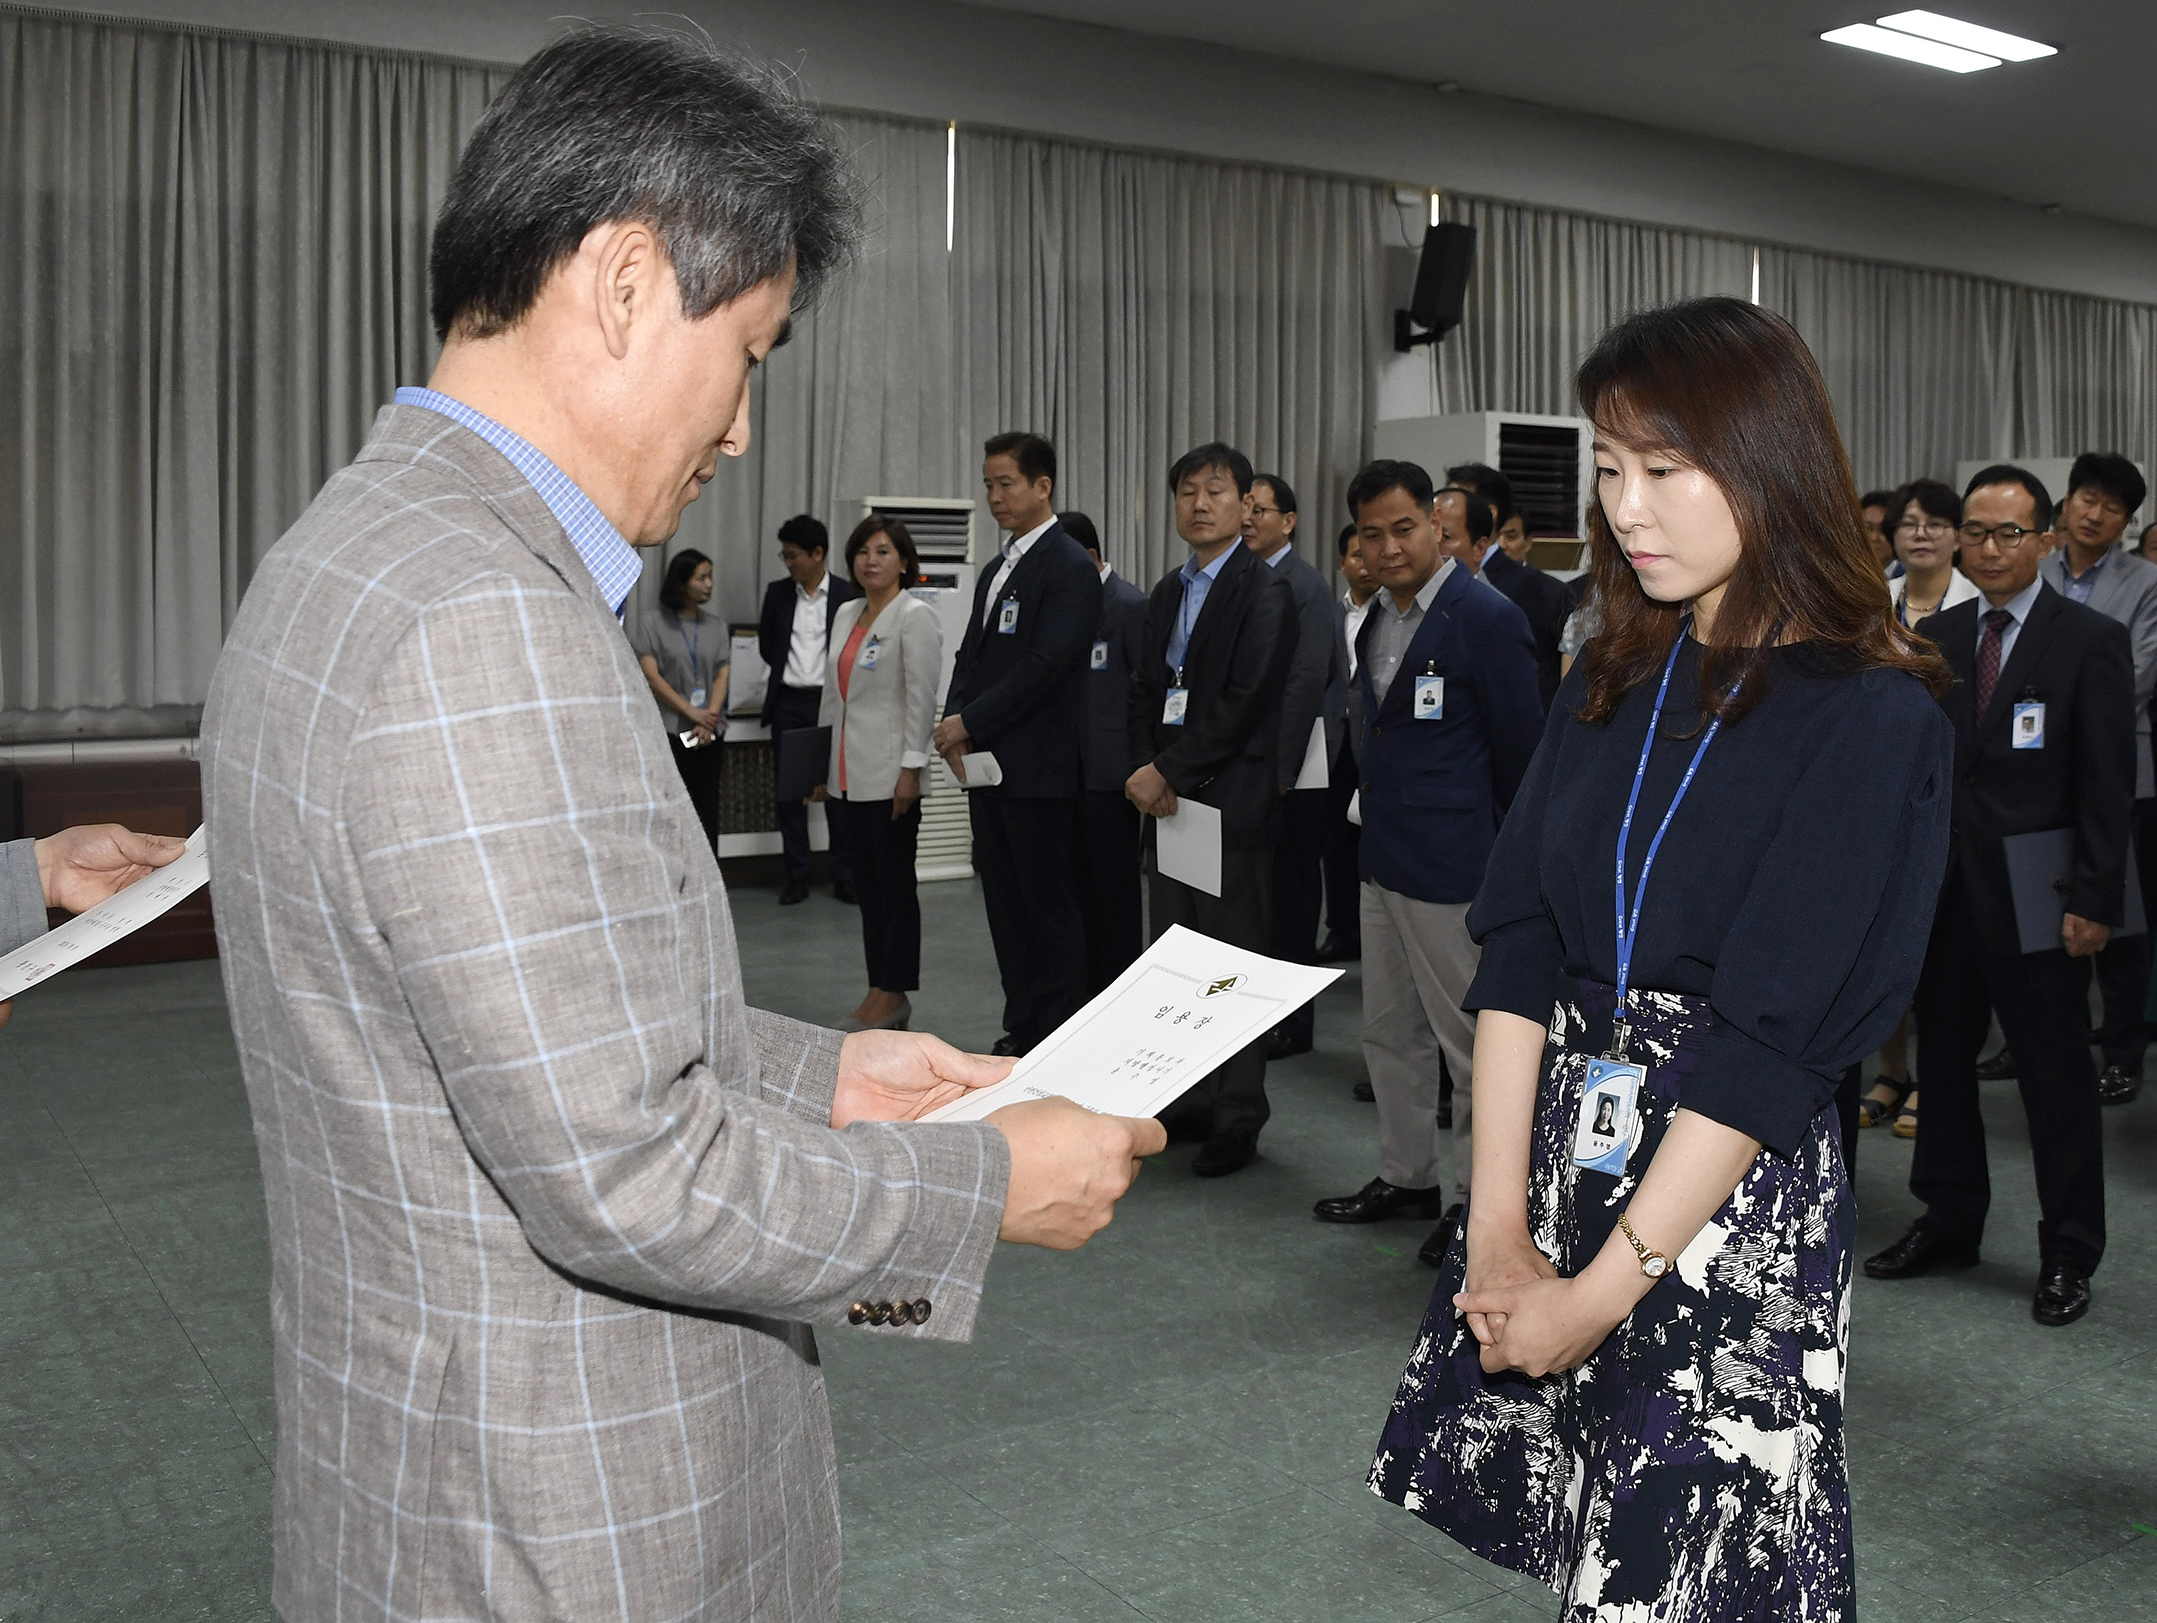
[0,827,210,1003]
[921,924,1341,1123]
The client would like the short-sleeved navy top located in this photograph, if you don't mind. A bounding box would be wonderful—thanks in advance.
[1465,637,1954,1157]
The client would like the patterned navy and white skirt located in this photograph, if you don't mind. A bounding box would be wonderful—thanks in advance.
[1370,979,1854,1622]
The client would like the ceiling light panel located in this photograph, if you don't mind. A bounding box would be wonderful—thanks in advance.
[1874,11,2057,62]
[1821,22,1999,71]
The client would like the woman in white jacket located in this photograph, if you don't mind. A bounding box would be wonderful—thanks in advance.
[1889,478,1981,627]
[815,514,943,1031]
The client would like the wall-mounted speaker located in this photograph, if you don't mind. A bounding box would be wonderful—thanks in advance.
[1394,222,1476,352]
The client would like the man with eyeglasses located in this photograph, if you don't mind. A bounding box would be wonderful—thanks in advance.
[2040,453,2157,1106]
[1867,465,2134,1329]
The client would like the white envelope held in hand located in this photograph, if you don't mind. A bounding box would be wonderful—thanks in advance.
[1155,798,1222,897]
[953,751,1003,788]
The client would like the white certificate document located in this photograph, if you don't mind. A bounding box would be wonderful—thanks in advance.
[1292,716,1329,791]
[955,750,1003,788]
[921,924,1341,1123]
[0,826,210,1002]
[1155,798,1222,896]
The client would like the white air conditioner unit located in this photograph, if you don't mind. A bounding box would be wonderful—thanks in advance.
[861,495,980,563]
[1373,411,1596,574]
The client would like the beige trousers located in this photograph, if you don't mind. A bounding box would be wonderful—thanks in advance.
[1360,880,1479,1201]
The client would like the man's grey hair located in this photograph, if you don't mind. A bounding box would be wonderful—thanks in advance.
[428,27,863,341]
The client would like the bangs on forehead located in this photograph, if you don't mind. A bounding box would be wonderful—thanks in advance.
[1585,380,1690,460]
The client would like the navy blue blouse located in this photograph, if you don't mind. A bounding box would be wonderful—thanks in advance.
[1465,638,1954,1156]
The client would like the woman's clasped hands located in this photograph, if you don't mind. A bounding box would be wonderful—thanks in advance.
[1452,1217,1635,1379]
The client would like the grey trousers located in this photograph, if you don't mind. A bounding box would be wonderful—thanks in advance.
[1361,880,1478,1201]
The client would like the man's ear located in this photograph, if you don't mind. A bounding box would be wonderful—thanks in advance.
[588,220,665,362]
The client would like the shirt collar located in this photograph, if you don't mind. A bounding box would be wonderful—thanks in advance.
[1259,541,1293,569]
[1993,574,2046,627]
[392,387,642,616]
[797,571,829,603]
[1180,538,1242,585]
[2063,543,2117,586]
[1381,557,1455,616]
[1005,518,1056,559]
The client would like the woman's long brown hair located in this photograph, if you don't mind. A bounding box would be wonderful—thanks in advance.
[1573,297,1951,724]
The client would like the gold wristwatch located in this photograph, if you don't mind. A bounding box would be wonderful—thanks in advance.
[1616,1214,1671,1280]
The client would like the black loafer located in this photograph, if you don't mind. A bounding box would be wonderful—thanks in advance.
[990,1033,1023,1058]
[1352,1079,1375,1103]
[1192,1134,1258,1178]
[1312,1177,1449,1224]
[1416,1204,1464,1267]
[1863,1221,1981,1280]
[1975,1048,2017,1081]
[2098,1064,2143,1105]
[832,880,857,905]
[1264,1027,1313,1061]
[778,879,810,906]
[2032,1257,2091,1326]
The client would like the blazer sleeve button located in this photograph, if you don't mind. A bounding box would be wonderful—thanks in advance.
[911,1299,933,1324]
[869,1302,892,1325]
[888,1300,914,1325]
[847,1301,871,1325]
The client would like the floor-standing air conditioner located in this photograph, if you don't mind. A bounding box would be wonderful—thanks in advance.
[1373,411,1595,575]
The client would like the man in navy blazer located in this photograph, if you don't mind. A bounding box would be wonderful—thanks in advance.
[1313,460,1542,1264]
[934,434,1103,1054]
[1868,466,2134,1327]
[757,514,860,903]
[1065,511,1152,996]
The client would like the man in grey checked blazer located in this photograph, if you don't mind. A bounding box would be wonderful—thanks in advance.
[202,31,1161,1622]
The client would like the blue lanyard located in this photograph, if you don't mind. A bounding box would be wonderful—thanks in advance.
[1610,618,1726,1055]
[676,613,702,684]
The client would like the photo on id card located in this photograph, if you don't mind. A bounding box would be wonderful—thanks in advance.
[1572,1058,1642,1175]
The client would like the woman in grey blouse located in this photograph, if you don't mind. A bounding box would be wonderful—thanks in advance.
[629,549,729,852]
[813,515,943,1032]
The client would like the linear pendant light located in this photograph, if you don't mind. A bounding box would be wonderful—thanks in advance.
[1873,10,2056,62]
[1821,22,2000,71]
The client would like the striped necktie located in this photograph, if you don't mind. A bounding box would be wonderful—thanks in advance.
[1975,607,2011,716]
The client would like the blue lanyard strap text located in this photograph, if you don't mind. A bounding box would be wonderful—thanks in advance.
[1611,618,1729,1054]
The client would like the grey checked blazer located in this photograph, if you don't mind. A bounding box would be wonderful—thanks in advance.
[202,404,1010,1623]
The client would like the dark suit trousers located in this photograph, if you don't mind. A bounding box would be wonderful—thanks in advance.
[971,795,1088,1050]
[1268,787,1333,1044]
[770,684,850,885]
[667,732,724,854]
[830,797,921,991]
[1321,741,1361,948]
[1150,846,1272,1141]
[2091,798,2157,1070]
[1074,790,1144,996]
[1910,883,2106,1273]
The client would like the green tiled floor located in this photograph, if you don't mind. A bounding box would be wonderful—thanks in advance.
[2,877,2152,1621]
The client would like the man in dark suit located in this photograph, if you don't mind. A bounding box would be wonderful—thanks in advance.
[1313,461,1542,1265]
[934,434,1102,1056]
[1245,473,1347,1060]
[1867,465,2135,1328]
[1065,511,1150,995]
[1127,442,1296,1176]
[1441,470,1569,709]
[757,514,860,904]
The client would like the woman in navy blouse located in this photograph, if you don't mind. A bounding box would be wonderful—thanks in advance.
[1370,298,1955,1622]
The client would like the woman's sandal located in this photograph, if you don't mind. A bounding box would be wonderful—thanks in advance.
[1858,1082,1908,1129]
[1892,1090,1920,1139]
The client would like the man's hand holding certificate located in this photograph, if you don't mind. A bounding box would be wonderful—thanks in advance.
[925,925,1342,1125]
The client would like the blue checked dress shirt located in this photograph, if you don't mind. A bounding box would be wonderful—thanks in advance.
[1165,538,1242,672]
[392,386,642,615]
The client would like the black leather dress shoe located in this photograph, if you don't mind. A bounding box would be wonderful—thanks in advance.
[1863,1221,1981,1280]
[1975,1047,2017,1081]
[1352,1079,1375,1102]
[832,879,858,905]
[2032,1257,2092,1326]
[2098,1064,2143,1105]
[1265,1027,1313,1061]
[1315,933,1361,963]
[1313,1177,1449,1224]
[1192,1134,1258,1177]
[1157,1108,1212,1144]
[779,879,810,906]
[1416,1203,1464,1267]
[990,1033,1023,1058]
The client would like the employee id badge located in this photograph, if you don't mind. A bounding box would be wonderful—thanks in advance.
[1572,1057,1644,1175]
[1090,639,1109,671]
[2011,700,2045,749]
[860,638,882,671]
[1412,674,1445,721]
[996,599,1021,635]
[1162,687,1189,726]
[688,687,707,710]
